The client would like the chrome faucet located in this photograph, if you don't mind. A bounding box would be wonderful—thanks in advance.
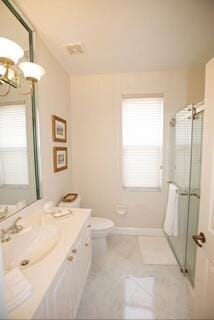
[0,206,8,220]
[1,217,23,243]
[0,229,11,243]
[0,205,8,214]
[8,217,23,234]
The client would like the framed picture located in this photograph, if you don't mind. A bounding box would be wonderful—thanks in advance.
[52,115,67,142]
[53,147,68,172]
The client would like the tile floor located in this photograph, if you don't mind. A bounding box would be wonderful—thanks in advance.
[77,235,193,319]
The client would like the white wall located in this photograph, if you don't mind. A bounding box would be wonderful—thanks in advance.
[70,69,204,228]
[187,66,205,105]
[36,37,72,202]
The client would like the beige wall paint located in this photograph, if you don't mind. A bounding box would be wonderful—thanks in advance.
[187,66,205,105]
[70,69,204,228]
[36,37,72,202]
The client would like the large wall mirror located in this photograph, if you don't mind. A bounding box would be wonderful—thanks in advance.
[0,0,41,221]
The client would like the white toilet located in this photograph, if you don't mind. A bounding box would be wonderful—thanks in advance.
[90,217,114,256]
[58,195,114,256]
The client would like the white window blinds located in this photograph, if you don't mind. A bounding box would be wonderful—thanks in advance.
[122,97,163,190]
[0,104,29,186]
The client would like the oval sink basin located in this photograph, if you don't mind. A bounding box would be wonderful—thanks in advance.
[3,225,60,271]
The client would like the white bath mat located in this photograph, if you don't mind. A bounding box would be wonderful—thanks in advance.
[138,236,177,265]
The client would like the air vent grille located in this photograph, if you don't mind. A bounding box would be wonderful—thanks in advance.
[65,43,86,55]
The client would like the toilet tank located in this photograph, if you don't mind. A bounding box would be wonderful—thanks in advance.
[58,194,81,208]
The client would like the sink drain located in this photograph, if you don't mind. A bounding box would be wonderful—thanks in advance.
[20,259,30,266]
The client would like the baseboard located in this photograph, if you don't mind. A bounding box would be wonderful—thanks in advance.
[112,227,164,237]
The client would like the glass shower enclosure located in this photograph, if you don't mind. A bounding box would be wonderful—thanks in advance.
[167,104,204,285]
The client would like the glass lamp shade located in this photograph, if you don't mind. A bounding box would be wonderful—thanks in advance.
[0,64,14,80]
[19,62,45,82]
[0,37,24,65]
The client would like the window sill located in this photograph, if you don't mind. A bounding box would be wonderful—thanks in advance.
[123,187,161,192]
[0,185,29,189]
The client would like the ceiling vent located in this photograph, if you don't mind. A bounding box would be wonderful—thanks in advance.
[65,43,86,56]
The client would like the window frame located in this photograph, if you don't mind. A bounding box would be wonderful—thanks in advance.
[121,94,164,192]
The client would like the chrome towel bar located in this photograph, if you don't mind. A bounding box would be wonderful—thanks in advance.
[167,181,200,199]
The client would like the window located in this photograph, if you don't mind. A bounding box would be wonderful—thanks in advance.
[0,104,29,186]
[122,96,163,190]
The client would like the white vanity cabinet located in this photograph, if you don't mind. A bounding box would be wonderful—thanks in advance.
[33,219,91,320]
[81,224,92,285]
[33,300,47,320]
[45,260,72,319]
[71,237,82,317]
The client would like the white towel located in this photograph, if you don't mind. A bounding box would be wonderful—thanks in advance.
[5,268,32,312]
[53,208,73,218]
[163,183,179,236]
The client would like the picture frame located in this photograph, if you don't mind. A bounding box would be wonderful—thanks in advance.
[52,115,67,142]
[53,147,68,172]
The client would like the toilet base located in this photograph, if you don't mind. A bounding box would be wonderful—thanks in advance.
[92,237,108,257]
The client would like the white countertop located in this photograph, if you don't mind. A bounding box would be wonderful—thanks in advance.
[8,208,91,320]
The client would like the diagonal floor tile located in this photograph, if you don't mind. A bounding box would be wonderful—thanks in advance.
[76,235,193,320]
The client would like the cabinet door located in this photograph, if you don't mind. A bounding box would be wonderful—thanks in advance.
[82,234,92,283]
[82,222,92,286]
[33,300,47,320]
[46,261,72,319]
[41,220,92,320]
[71,238,82,318]
[66,252,75,318]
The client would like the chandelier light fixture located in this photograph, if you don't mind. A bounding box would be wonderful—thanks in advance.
[0,37,45,96]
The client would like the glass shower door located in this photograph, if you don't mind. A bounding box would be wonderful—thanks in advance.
[168,106,193,271]
[185,111,203,285]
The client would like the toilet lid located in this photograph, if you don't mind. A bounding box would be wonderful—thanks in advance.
[91,217,114,231]
[58,195,81,208]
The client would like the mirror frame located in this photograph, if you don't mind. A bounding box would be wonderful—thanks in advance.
[1,0,41,203]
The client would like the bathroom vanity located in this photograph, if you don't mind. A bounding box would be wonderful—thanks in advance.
[7,208,92,320]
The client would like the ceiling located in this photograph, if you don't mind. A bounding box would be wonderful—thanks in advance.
[16,0,214,75]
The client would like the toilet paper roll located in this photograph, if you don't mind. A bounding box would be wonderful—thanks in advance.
[117,209,126,215]
[116,205,126,215]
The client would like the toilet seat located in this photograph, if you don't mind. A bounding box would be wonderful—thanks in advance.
[91,217,114,232]
[91,217,114,240]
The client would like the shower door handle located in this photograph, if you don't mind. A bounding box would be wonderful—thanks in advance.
[192,232,206,248]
